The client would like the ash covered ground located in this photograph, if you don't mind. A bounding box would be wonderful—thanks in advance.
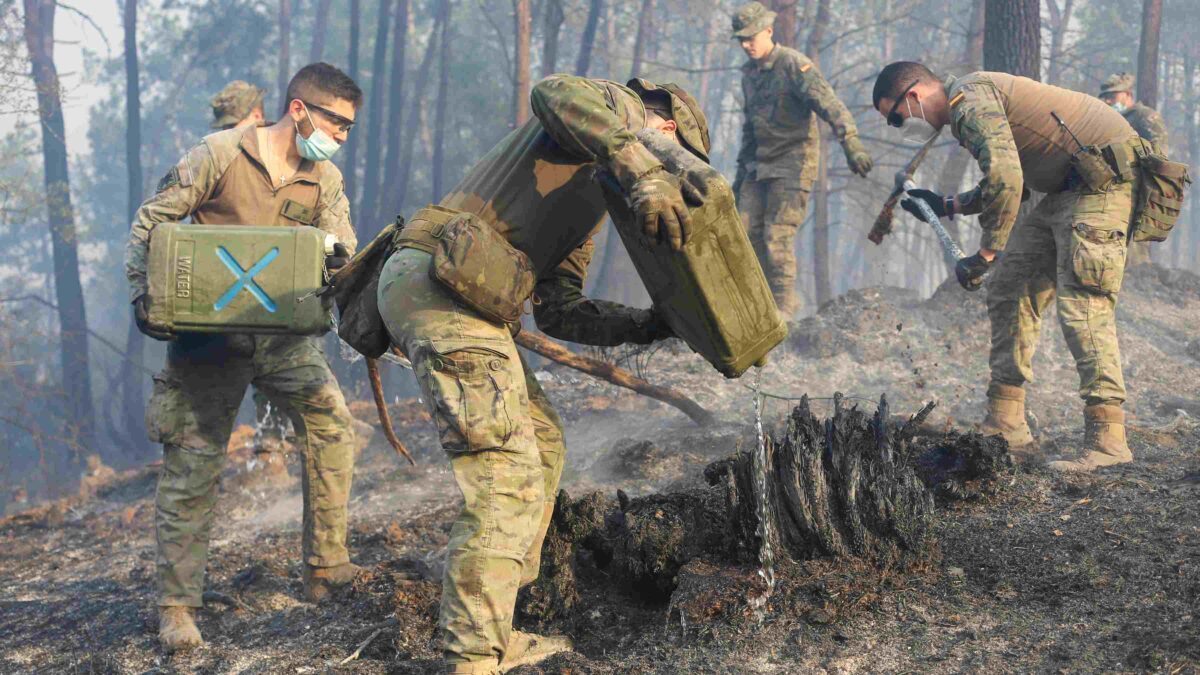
[2,265,1198,673]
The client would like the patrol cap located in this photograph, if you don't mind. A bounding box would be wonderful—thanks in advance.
[731,2,776,39]
[627,78,711,163]
[210,80,266,129]
[1099,72,1135,97]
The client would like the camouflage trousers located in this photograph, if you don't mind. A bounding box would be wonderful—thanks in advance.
[377,248,566,672]
[738,177,811,317]
[252,387,292,450]
[146,334,356,607]
[986,181,1134,406]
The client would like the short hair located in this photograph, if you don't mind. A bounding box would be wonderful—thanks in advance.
[283,62,363,114]
[872,61,938,110]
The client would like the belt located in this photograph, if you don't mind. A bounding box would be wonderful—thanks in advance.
[394,204,462,254]
[1064,136,1145,192]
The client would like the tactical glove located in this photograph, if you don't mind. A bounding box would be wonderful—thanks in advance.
[133,295,175,341]
[630,170,693,251]
[901,187,950,220]
[325,242,350,271]
[841,136,873,177]
[954,252,993,292]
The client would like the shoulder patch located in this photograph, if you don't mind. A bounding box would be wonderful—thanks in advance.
[949,92,965,108]
[156,167,180,193]
[799,63,812,73]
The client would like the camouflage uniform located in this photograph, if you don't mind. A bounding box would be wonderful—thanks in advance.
[209,80,292,455]
[125,126,358,608]
[732,2,866,316]
[210,80,266,130]
[377,75,705,672]
[946,72,1139,406]
[1099,73,1169,156]
[1099,72,1169,267]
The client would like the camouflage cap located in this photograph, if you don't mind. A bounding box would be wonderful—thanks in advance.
[210,80,266,129]
[1099,72,1135,97]
[627,78,711,163]
[731,2,776,39]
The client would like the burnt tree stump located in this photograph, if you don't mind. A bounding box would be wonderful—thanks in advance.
[520,395,1001,623]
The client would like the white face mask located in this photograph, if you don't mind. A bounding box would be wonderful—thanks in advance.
[901,97,939,144]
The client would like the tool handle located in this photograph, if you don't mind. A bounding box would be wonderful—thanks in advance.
[901,180,967,265]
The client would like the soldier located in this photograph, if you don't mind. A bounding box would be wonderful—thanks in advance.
[1099,72,1169,266]
[731,1,873,317]
[127,63,362,651]
[872,61,1144,473]
[377,75,707,672]
[209,80,266,131]
[209,79,293,476]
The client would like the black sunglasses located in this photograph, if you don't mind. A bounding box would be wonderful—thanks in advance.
[886,80,920,128]
[301,100,356,133]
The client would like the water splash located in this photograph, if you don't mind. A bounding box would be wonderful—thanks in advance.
[748,366,776,622]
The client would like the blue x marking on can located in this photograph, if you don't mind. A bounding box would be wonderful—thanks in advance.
[214,246,280,312]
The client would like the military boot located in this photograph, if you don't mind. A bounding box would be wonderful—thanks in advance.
[158,606,203,652]
[302,562,361,603]
[978,383,1037,461]
[1048,404,1132,473]
[499,631,573,672]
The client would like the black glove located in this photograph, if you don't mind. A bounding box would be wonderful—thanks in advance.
[900,188,949,220]
[645,307,675,342]
[954,252,993,292]
[133,295,175,341]
[325,242,350,271]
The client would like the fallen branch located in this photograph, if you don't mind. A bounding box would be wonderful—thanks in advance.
[367,356,416,466]
[201,590,256,613]
[514,330,716,426]
[340,617,398,665]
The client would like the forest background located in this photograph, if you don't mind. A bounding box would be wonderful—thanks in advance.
[0,0,1195,509]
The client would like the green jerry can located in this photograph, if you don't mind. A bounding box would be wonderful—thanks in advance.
[600,130,787,378]
[145,223,334,335]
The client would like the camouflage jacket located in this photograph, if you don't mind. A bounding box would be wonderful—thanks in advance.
[438,74,669,346]
[946,72,1134,251]
[1123,103,1169,157]
[736,44,859,185]
[125,126,355,302]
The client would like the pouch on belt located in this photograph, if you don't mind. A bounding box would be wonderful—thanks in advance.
[395,205,537,327]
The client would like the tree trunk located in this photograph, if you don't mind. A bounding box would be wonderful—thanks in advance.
[541,0,563,77]
[343,0,362,215]
[122,0,147,458]
[309,0,334,62]
[23,0,95,459]
[1045,0,1074,85]
[628,0,655,79]
[769,0,798,48]
[1136,0,1162,109]
[278,0,291,108]
[983,0,1039,80]
[513,0,532,127]
[574,0,603,76]
[374,0,411,236]
[394,8,441,210]
[432,0,452,200]
[937,0,984,245]
[359,0,393,231]
[806,0,831,309]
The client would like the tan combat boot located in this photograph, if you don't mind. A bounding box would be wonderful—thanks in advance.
[499,631,573,672]
[1048,404,1132,473]
[302,562,361,603]
[978,383,1037,461]
[158,606,202,652]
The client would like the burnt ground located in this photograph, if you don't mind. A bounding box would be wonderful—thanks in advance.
[1,264,1198,674]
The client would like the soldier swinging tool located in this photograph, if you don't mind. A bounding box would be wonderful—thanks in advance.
[872,61,1147,472]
